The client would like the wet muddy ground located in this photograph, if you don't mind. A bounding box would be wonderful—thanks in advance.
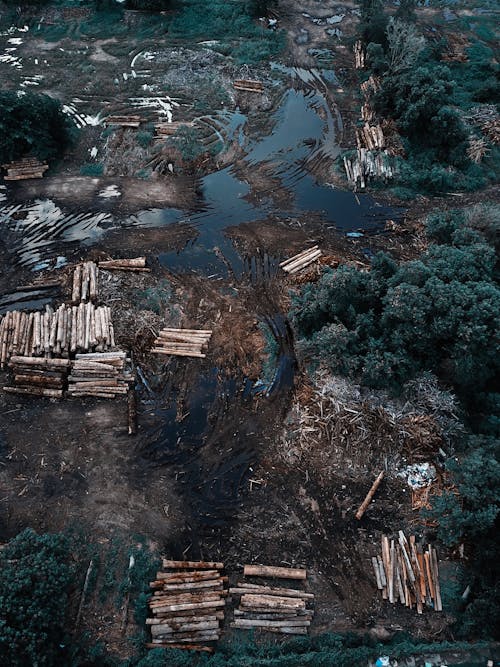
[0,0,467,656]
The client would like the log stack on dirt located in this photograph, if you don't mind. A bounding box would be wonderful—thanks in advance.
[103,115,143,128]
[354,40,365,69]
[4,356,70,398]
[2,158,49,181]
[230,565,314,635]
[152,328,213,358]
[72,261,99,303]
[233,79,264,94]
[155,122,195,140]
[146,559,227,652]
[343,149,394,190]
[280,247,322,274]
[98,257,150,272]
[356,123,385,151]
[373,532,442,614]
[67,352,134,399]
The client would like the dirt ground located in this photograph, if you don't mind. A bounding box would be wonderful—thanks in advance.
[0,0,488,659]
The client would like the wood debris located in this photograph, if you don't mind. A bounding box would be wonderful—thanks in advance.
[146,560,226,652]
[230,564,314,635]
[373,533,442,613]
[467,136,490,163]
[67,352,134,399]
[233,79,264,94]
[72,261,99,303]
[355,470,384,520]
[354,40,365,69]
[152,328,212,358]
[103,115,143,128]
[2,158,49,181]
[98,257,150,272]
[280,247,322,274]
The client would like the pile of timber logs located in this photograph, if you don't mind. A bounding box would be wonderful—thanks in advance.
[155,122,195,140]
[3,158,48,181]
[280,247,322,274]
[360,75,381,96]
[233,79,264,94]
[354,40,365,69]
[4,356,70,398]
[98,257,150,272]
[343,149,394,190]
[230,565,314,635]
[373,532,442,614]
[67,352,133,399]
[72,262,99,303]
[103,115,142,128]
[146,560,227,652]
[356,123,385,151]
[152,328,212,358]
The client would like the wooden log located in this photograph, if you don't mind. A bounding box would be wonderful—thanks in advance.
[75,351,126,360]
[69,392,117,399]
[377,555,387,599]
[395,557,405,605]
[282,250,322,273]
[89,262,98,301]
[148,633,220,644]
[159,581,224,593]
[151,607,224,619]
[9,356,70,368]
[149,592,223,607]
[152,349,206,358]
[3,386,63,398]
[372,556,383,590]
[150,600,225,614]
[430,546,442,611]
[389,539,396,604]
[279,246,319,268]
[151,621,220,635]
[240,594,305,610]
[99,257,146,269]
[424,551,435,602]
[355,471,384,520]
[145,643,214,653]
[230,585,313,599]
[243,565,307,580]
[155,570,221,583]
[14,374,63,388]
[81,263,89,302]
[230,619,310,629]
[72,264,82,303]
[162,560,224,570]
[160,328,213,335]
[146,613,223,625]
[233,610,313,620]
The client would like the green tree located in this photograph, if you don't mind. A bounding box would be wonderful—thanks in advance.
[0,91,75,165]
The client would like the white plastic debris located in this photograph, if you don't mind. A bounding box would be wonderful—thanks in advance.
[399,462,437,489]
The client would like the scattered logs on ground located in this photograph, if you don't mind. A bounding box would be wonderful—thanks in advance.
[354,40,365,69]
[152,328,213,358]
[233,79,264,94]
[72,261,99,303]
[4,356,70,398]
[98,257,150,272]
[2,158,49,181]
[373,532,442,614]
[146,560,226,652]
[230,564,314,635]
[280,246,322,274]
[103,115,143,128]
[67,352,134,399]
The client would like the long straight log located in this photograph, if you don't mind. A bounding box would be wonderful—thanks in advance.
[76,352,126,360]
[99,257,146,268]
[279,246,319,268]
[159,581,224,593]
[230,619,310,628]
[151,621,220,635]
[430,546,442,611]
[240,594,305,610]
[145,643,214,652]
[149,632,220,644]
[152,349,206,358]
[160,329,213,335]
[9,356,70,368]
[234,610,313,620]
[149,592,223,607]
[285,251,323,273]
[230,586,313,599]
[243,565,307,580]
[162,560,224,570]
[72,264,82,302]
[155,570,221,582]
[151,600,225,614]
[146,614,222,625]
[151,607,224,619]
[3,386,63,398]
[14,374,63,388]
[355,471,384,519]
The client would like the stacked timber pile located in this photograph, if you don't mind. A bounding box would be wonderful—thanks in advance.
[146,559,227,652]
[152,328,212,358]
[356,123,385,150]
[2,158,48,181]
[280,247,322,274]
[103,115,142,128]
[4,356,69,398]
[0,304,115,368]
[72,261,99,303]
[373,532,442,614]
[67,352,133,399]
[361,102,375,123]
[230,565,314,635]
[343,149,394,190]
[98,257,150,272]
[155,122,195,140]
[354,40,365,69]
[360,75,381,96]
[233,79,264,94]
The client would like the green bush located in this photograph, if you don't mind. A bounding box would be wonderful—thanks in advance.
[0,91,76,165]
[0,529,74,666]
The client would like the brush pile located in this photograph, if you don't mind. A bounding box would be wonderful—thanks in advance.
[373,532,442,613]
[230,565,314,635]
[146,560,227,652]
[67,352,133,399]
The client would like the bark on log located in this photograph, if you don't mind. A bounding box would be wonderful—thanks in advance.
[14,374,64,388]
[3,386,63,398]
[240,594,305,610]
[232,584,314,599]
[230,619,310,628]
[9,356,70,367]
[145,643,214,652]
[146,613,223,625]
[162,559,224,570]
[355,471,384,519]
[159,581,224,593]
[151,600,225,614]
[155,570,221,583]
[151,621,219,635]
[243,565,307,580]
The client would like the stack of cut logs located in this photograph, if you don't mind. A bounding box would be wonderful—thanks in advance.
[354,40,365,69]
[146,560,227,652]
[103,115,142,128]
[0,304,115,368]
[373,532,442,614]
[72,261,99,303]
[230,565,314,635]
[154,122,195,140]
[356,123,385,151]
[99,257,150,272]
[4,356,70,398]
[343,149,394,190]
[3,158,49,181]
[233,79,264,94]
[280,247,322,274]
[67,352,133,399]
[152,328,212,358]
